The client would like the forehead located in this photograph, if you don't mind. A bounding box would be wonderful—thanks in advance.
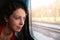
[12,8,26,17]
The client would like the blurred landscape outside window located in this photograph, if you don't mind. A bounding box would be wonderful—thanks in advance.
[31,0,60,40]
[31,0,60,24]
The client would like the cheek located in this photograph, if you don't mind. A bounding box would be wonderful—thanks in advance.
[9,20,19,28]
[8,19,19,29]
[9,20,14,25]
[8,17,25,32]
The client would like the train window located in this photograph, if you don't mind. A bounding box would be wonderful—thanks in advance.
[30,0,60,40]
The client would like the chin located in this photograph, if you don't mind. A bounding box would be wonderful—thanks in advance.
[15,30,21,32]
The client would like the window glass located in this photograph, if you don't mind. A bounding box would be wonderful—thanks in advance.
[31,0,60,40]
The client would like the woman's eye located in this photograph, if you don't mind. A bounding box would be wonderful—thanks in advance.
[15,17,20,20]
[15,17,26,20]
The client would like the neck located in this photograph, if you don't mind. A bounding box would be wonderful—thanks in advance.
[2,25,13,37]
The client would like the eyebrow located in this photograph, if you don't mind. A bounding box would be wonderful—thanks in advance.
[15,14,27,17]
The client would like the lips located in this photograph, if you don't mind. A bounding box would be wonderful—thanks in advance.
[17,26,20,29]
[17,26,22,30]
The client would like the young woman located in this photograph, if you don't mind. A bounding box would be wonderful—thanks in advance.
[0,0,34,40]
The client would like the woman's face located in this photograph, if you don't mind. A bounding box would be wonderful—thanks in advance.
[7,8,26,32]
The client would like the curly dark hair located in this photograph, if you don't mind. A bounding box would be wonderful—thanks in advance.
[0,0,28,25]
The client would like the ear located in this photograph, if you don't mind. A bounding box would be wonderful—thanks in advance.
[4,16,8,23]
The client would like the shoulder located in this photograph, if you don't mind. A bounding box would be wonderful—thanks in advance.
[0,25,3,34]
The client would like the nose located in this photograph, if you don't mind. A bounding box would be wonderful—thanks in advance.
[19,18,24,25]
